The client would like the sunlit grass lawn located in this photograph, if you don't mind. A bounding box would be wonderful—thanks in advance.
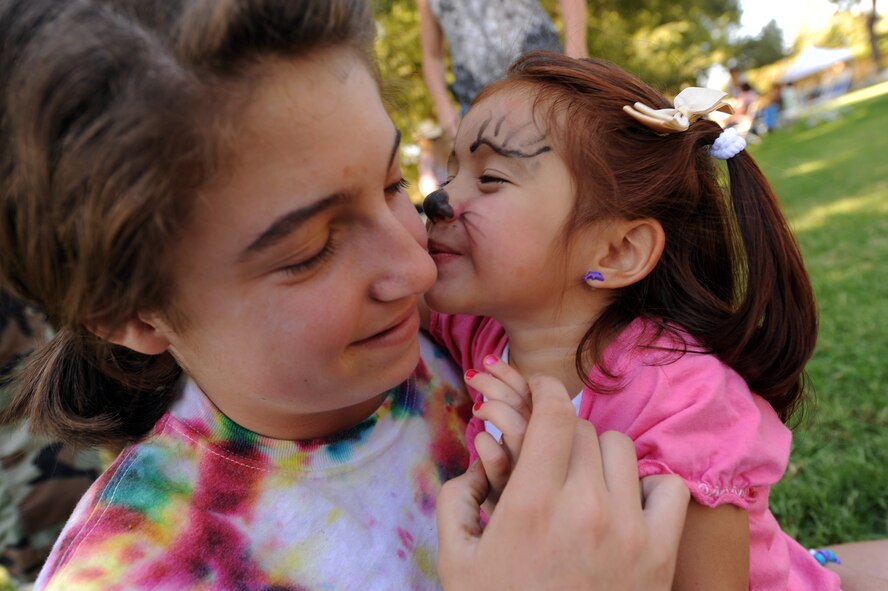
[750,81,888,546]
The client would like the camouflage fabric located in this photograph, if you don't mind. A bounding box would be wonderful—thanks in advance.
[0,292,100,583]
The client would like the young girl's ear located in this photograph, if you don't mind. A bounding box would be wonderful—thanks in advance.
[89,313,172,355]
[588,218,665,288]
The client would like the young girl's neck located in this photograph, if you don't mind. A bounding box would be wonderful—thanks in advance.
[499,302,603,398]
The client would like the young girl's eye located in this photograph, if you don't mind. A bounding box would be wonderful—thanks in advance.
[280,234,337,276]
[384,177,410,196]
[479,175,506,184]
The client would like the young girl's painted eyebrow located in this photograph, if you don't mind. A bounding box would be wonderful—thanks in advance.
[240,128,402,259]
[469,113,550,159]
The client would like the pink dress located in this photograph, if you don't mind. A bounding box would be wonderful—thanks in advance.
[429,313,842,590]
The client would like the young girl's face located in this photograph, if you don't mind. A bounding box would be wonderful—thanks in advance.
[425,89,589,321]
[151,50,435,438]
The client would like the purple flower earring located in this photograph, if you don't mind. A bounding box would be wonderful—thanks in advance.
[583,271,605,284]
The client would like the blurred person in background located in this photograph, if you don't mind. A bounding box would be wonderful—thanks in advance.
[418,0,587,139]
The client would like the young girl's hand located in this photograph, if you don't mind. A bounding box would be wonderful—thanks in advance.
[464,355,532,514]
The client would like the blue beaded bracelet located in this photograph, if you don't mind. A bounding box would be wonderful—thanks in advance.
[809,548,841,566]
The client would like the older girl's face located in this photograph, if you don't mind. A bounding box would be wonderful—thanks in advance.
[157,50,435,439]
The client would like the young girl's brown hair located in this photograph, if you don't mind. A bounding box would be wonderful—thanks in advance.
[475,52,817,424]
[0,0,376,446]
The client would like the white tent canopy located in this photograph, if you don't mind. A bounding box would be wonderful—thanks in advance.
[781,46,853,83]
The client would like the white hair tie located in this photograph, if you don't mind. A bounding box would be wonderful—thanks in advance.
[622,87,746,159]
[623,87,734,133]
[710,127,747,160]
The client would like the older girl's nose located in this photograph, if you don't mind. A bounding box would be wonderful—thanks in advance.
[368,205,437,302]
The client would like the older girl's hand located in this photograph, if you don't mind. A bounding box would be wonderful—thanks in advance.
[437,374,690,591]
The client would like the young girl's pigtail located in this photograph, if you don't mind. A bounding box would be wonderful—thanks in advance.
[595,79,816,423]
[715,150,817,422]
[2,326,181,447]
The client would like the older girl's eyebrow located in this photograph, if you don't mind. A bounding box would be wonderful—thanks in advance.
[239,129,401,260]
[388,128,402,169]
[241,192,350,259]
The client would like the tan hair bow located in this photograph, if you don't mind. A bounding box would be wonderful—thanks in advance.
[623,87,734,133]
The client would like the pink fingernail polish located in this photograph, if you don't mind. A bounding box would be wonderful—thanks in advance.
[464,369,479,381]
[473,401,484,412]
[483,355,498,366]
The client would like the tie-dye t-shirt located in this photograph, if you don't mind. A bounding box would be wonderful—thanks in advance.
[35,338,471,590]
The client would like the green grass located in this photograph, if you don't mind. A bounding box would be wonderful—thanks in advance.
[750,82,888,546]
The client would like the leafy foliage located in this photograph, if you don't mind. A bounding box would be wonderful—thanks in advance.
[736,19,789,69]
[374,1,435,144]
[578,0,741,90]
[827,0,882,67]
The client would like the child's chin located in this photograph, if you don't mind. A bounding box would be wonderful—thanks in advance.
[424,287,465,315]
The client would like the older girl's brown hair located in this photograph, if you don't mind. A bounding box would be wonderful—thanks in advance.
[0,0,376,446]
[477,53,817,424]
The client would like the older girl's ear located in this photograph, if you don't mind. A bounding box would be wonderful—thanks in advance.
[89,313,171,356]
[586,218,665,289]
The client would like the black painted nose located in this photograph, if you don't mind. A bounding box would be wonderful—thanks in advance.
[422,189,455,223]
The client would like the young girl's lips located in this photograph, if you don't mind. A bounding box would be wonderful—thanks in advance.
[354,307,420,349]
[430,252,461,266]
[427,239,462,266]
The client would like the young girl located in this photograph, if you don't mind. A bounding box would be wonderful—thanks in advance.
[423,52,842,590]
[0,1,689,589]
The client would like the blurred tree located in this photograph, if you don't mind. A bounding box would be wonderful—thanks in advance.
[829,0,882,68]
[737,19,789,69]
[575,0,741,91]
[375,1,435,142]
[374,2,436,202]
[811,8,869,49]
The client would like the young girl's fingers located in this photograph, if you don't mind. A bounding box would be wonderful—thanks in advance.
[473,400,527,465]
[480,355,531,408]
[474,431,510,514]
[466,370,530,418]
